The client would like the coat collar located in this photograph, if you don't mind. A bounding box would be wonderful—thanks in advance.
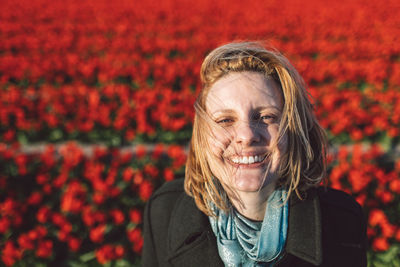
[167,189,322,266]
[285,189,323,265]
[167,193,223,266]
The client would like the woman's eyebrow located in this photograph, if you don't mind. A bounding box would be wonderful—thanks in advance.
[211,109,236,116]
[212,106,282,115]
[254,106,282,112]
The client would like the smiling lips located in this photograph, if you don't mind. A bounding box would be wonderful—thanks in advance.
[229,154,267,165]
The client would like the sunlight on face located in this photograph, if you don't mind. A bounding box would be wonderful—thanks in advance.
[205,71,286,195]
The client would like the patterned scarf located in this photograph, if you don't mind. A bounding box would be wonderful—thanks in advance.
[209,189,288,267]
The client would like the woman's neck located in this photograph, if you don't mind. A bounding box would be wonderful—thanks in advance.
[229,182,277,221]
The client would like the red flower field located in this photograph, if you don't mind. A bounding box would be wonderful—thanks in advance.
[0,0,399,265]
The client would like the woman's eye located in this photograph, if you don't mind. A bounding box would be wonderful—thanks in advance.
[258,114,277,123]
[261,115,274,120]
[217,118,233,124]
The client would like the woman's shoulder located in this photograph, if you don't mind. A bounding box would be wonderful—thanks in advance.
[146,178,187,213]
[151,178,185,198]
[313,187,367,265]
[316,187,363,216]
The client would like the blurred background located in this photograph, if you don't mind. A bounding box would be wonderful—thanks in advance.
[0,0,399,266]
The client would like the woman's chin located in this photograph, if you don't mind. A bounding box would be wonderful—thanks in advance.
[233,175,276,193]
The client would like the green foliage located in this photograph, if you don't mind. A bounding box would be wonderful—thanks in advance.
[368,245,400,267]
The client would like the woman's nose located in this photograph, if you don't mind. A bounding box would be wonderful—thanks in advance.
[234,120,262,145]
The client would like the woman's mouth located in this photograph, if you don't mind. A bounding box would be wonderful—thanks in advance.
[227,154,269,168]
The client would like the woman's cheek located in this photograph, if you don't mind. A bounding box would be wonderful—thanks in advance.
[206,129,235,183]
[268,124,286,171]
[208,127,232,158]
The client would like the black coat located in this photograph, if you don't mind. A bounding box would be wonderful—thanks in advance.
[142,179,367,266]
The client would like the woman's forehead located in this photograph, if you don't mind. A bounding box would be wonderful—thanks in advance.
[205,72,283,114]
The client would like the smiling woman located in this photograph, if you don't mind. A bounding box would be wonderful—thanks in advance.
[143,42,367,267]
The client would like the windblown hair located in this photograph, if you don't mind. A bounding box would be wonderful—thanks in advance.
[184,41,327,216]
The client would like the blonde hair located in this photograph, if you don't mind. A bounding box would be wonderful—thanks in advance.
[184,41,327,216]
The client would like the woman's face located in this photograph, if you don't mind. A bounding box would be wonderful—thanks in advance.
[205,71,285,194]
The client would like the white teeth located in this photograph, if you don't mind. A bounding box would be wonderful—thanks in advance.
[248,156,254,164]
[231,155,265,165]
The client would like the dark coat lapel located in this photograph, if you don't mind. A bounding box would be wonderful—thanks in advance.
[167,194,223,266]
[285,189,323,265]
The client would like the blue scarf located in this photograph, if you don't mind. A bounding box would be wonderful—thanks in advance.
[209,189,288,267]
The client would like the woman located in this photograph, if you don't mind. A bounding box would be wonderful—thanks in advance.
[143,42,367,266]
